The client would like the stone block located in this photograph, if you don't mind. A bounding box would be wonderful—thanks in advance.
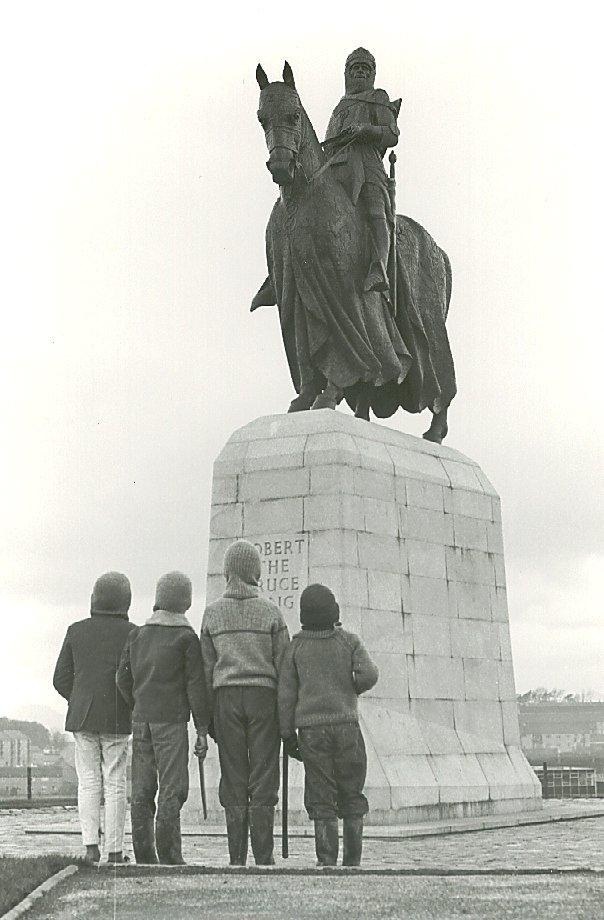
[450,620,500,659]
[353,467,395,501]
[361,609,409,653]
[490,585,509,622]
[242,497,303,535]
[496,661,517,701]
[304,431,360,467]
[441,459,484,492]
[394,478,407,505]
[310,464,355,495]
[409,655,464,700]
[387,445,449,484]
[449,580,492,620]
[307,564,368,607]
[352,436,395,473]
[405,479,445,512]
[463,658,500,701]
[357,532,400,573]
[385,755,440,807]
[407,540,447,579]
[428,753,489,802]
[494,554,507,588]
[453,515,489,551]
[363,496,399,536]
[409,699,456,732]
[239,468,309,501]
[367,569,403,611]
[211,475,238,505]
[213,439,249,476]
[409,575,450,617]
[497,623,513,660]
[244,435,307,471]
[477,752,525,799]
[308,529,358,568]
[210,503,243,539]
[362,706,429,756]
[412,614,452,657]
[206,537,236,576]
[421,719,464,755]
[400,507,454,545]
[507,746,543,796]
[364,652,408,701]
[443,488,493,520]
[304,493,365,531]
[205,574,225,606]
[453,700,505,749]
[486,521,505,555]
[446,547,495,586]
[501,701,522,746]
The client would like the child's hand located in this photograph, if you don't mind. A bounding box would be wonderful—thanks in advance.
[194,732,208,760]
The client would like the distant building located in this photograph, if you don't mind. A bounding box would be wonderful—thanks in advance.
[0,760,77,798]
[534,765,597,798]
[0,730,31,766]
[519,702,604,754]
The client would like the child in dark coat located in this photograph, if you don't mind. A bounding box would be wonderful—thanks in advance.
[278,584,379,867]
[53,571,136,865]
[117,572,210,865]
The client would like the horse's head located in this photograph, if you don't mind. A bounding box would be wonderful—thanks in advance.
[256,62,303,186]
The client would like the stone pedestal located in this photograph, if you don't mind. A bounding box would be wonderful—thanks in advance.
[182,411,541,827]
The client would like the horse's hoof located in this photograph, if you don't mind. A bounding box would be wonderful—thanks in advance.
[311,394,337,411]
[422,424,448,444]
[354,405,370,421]
[288,395,313,413]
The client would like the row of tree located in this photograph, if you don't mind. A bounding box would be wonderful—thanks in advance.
[516,688,603,704]
[0,718,68,752]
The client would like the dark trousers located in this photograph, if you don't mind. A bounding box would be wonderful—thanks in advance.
[131,722,189,863]
[214,686,280,807]
[298,722,369,820]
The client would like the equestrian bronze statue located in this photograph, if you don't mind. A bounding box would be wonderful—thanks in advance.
[251,54,456,443]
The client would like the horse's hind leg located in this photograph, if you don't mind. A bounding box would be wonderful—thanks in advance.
[354,384,371,421]
[423,407,449,444]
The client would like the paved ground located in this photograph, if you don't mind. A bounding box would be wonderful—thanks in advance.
[3,801,604,871]
[17,871,604,920]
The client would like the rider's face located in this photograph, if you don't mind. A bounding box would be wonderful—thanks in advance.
[349,62,372,80]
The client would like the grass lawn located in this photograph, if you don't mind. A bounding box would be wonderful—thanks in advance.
[0,854,78,915]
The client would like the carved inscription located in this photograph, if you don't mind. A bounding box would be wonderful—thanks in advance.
[253,533,308,615]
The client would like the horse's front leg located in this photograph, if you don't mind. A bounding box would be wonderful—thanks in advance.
[423,407,449,444]
[311,382,343,411]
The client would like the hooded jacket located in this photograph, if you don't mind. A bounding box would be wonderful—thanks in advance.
[200,540,290,702]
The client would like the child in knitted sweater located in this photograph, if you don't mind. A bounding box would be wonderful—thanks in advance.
[278,583,378,867]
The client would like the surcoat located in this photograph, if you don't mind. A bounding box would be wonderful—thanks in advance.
[324,89,401,205]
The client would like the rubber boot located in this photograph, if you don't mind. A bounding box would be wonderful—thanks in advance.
[314,818,339,867]
[156,817,185,865]
[225,806,249,866]
[342,816,363,866]
[249,806,276,866]
[130,805,159,865]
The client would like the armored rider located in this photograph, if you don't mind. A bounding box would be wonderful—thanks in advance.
[324,48,401,294]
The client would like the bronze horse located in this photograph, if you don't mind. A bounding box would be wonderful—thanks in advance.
[252,62,456,443]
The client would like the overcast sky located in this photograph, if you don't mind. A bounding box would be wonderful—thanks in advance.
[1,1,602,718]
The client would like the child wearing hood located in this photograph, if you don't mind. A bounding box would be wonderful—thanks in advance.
[116,572,209,865]
[201,539,290,866]
[278,583,379,867]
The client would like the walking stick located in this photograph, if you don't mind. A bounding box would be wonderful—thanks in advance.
[388,150,398,316]
[282,750,289,858]
[198,757,208,821]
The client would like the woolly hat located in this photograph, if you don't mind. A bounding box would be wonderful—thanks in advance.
[299,584,339,629]
[154,571,192,613]
[223,540,262,586]
[90,572,131,615]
